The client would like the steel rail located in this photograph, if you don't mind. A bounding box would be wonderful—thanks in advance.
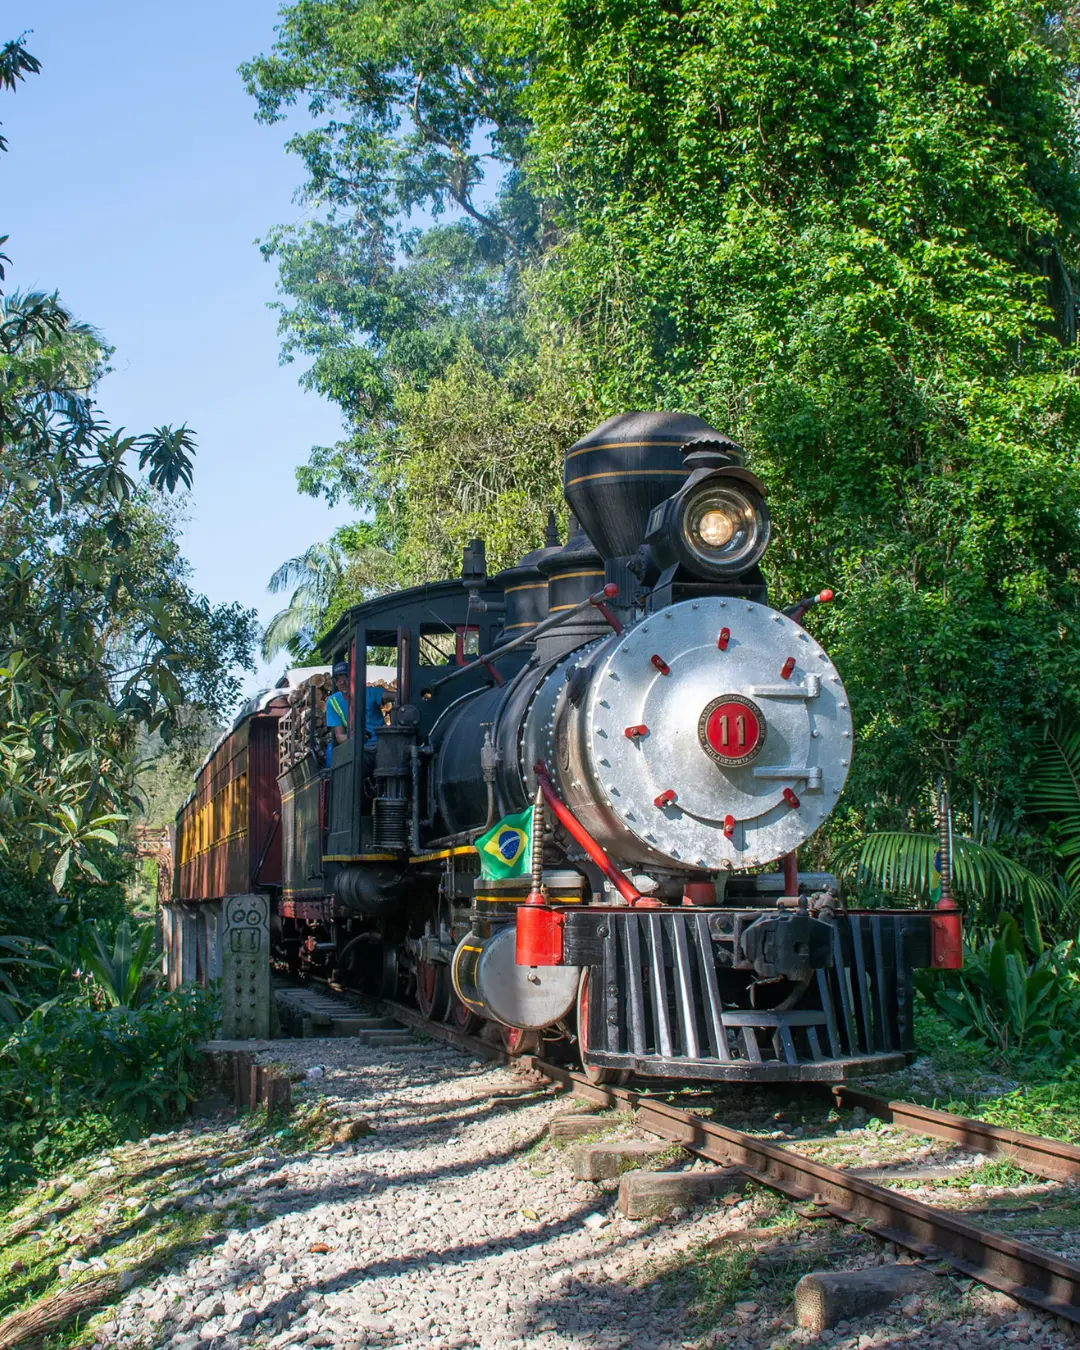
[829,1085,1080,1184]
[381,999,1080,1325]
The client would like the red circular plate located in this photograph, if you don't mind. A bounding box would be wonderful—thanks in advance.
[699,694,766,767]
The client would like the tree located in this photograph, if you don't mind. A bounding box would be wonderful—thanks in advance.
[259,337,593,634]
[241,0,544,518]
[249,0,1080,841]
[0,289,258,891]
[509,0,1080,824]
[263,540,348,659]
[0,36,259,897]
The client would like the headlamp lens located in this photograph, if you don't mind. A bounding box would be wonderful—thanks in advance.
[697,507,738,548]
[682,481,769,573]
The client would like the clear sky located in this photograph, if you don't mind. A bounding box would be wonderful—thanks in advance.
[2,1,356,705]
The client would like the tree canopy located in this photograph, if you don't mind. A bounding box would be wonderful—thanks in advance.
[512,0,1080,817]
[247,0,1080,835]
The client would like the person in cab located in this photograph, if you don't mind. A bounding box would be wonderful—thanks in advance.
[324,663,395,767]
[324,662,351,766]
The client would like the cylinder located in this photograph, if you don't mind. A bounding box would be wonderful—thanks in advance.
[451,923,579,1029]
[472,870,587,921]
[333,864,408,917]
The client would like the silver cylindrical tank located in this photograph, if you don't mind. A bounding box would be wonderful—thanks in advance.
[534,597,853,871]
[451,923,579,1029]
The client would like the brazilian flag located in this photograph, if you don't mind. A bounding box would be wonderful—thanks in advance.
[475,808,532,879]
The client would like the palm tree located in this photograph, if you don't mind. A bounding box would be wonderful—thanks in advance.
[1027,721,1080,901]
[261,542,345,661]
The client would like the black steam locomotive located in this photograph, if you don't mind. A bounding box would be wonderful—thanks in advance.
[168,412,960,1082]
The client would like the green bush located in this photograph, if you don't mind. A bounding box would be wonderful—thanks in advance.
[950,1069,1080,1142]
[0,984,216,1186]
[916,911,1080,1065]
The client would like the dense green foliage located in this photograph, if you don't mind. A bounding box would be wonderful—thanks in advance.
[241,0,580,601]
[838,723,1080,935]
[919,907,1080,1061]
[248,0,1080,866]
[0,983,215,1184]
[512,0,1080,824]
[240,0,533,496]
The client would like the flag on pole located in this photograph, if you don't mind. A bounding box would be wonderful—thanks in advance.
[475,808,533,879]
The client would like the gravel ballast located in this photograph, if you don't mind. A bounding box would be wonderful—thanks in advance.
[77,1034,1079,1350]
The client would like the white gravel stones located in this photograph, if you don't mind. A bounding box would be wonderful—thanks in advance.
[86,1033,1079,1350]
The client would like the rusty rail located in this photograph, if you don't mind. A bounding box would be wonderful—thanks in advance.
[380,999,1080,1324]
[547,1062,1080,1323]
[829,1085,1080,1184]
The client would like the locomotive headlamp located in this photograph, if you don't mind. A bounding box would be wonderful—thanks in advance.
[638,465,771,586]
[696,507,738,548]
[679,478,770,576]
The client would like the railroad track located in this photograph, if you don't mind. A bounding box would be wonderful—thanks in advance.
[375,998,1080,1327]
[265,981,1080,1324]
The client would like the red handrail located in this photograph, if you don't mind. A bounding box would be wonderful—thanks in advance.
[532,761,645,907]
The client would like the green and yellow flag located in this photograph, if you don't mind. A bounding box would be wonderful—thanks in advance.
[475,808,532,880]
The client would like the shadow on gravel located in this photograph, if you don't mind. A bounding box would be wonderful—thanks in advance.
[244,1196,668,1338]
[244,1120,557,1222]
[299,1082,555,1149]
[516,1270,684,1350]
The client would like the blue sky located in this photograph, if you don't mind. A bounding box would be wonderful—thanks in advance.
[2,1,356,703]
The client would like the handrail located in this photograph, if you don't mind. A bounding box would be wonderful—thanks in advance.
[421,584,622,697]
[533,760,650,907]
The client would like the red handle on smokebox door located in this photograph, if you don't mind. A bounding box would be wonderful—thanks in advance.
[531,761,647,907]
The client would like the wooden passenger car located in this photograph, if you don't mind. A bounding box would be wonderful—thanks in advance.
[173,690,287,905]
[165,690,288,1017]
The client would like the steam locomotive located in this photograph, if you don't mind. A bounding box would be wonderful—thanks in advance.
[164,412,960,1082]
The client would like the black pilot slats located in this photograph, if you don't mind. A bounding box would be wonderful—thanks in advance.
[572,908,920,1081]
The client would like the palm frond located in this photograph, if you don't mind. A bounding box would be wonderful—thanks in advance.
[261,604,317,661]
[266,542,343,597]
[77,920,160,1008]
[1027,720,1080,862]
[262,541,346,661]
[835,831,1058,910]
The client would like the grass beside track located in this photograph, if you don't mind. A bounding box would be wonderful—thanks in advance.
[0,1099,351,1350]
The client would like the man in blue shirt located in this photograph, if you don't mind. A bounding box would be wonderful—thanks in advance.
[324,664,395,767]
[325,663,350,767]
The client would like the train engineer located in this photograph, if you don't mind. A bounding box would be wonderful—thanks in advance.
[324,662,394,763]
